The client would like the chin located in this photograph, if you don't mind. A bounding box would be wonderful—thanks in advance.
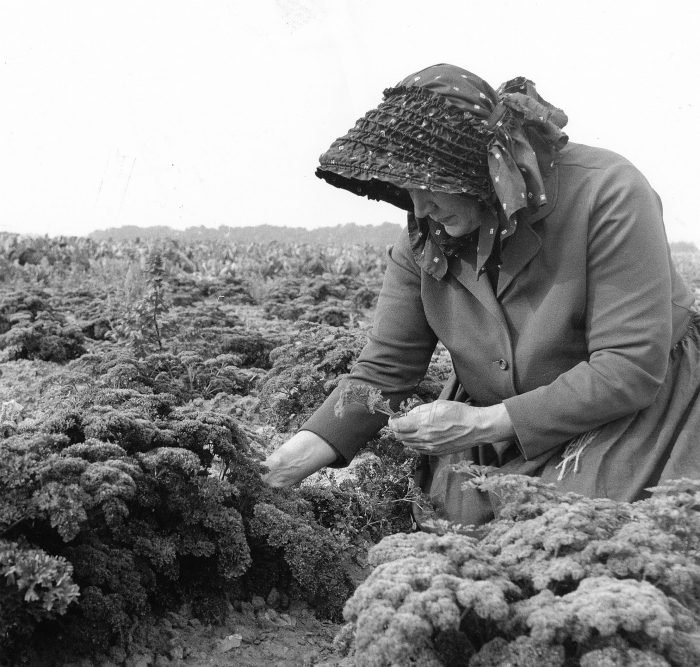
[443,226,471,238]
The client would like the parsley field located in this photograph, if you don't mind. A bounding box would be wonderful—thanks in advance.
[1,232,699,667]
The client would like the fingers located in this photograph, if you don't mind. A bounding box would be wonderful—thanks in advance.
[386,401,487,457]
[402,440,433,453]
[388,416,414,433]
[388,403,434,433]
[388,413,416,433]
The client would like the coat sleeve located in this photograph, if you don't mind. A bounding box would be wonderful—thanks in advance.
[503,161,674,458]
[300,228,439,465]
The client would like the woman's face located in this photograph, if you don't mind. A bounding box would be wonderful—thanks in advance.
[406,187,489,237]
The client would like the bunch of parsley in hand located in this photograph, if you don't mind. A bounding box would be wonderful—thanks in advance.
[334,382,423,418]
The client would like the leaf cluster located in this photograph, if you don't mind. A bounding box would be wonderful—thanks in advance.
[249,500,354,620]
[0,289,86,362]
[73,348,260,402]
[168,272,255,307]
[334,382,423,419]
[1,382,363,660]
[303,432,423,544]
[338,475,700,667]
[0,389,254,656]
[261,273,379,326]
[257,323,368,431]
[0,538,80,658]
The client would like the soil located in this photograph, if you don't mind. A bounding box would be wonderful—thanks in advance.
[50,599,355,667]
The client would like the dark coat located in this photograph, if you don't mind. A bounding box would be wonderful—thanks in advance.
[302,142,697,519]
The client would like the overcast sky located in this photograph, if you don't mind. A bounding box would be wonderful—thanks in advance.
[1,0,698,244]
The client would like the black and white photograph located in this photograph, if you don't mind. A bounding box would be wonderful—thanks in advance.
[2,2,700,666]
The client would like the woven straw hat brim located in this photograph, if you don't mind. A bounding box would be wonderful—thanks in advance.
[317,86,494,208]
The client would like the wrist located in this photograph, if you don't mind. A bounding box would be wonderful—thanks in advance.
[262,430,338,487]
[262,454,303,487]
[477,403,516,442]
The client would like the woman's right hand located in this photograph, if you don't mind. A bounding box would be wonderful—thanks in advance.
[262,430,340,488]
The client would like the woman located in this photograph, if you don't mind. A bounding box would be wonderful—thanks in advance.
[262,63,699,525]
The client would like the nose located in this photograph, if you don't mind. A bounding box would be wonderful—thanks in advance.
[410,191,436,219]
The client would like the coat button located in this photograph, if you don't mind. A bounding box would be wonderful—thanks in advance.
[498,359,509,370]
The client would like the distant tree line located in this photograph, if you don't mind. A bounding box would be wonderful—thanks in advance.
[88,222,405,247]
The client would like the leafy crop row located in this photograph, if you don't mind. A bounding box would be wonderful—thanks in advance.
[337,475,700,667]
[0,232,388,286]
[0,240,422,665]
[2,379,372,661]
[2,232,700,666]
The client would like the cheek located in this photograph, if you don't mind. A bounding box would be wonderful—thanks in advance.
[454,202,478,221]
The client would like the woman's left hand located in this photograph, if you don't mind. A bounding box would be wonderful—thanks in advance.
[387,400,515,456]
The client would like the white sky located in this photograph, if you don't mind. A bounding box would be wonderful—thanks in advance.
[1,0,699,244]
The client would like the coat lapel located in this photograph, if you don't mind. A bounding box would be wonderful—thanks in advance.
[448,252,508,329]
[496,221,542,298]
[497,163,559,298]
